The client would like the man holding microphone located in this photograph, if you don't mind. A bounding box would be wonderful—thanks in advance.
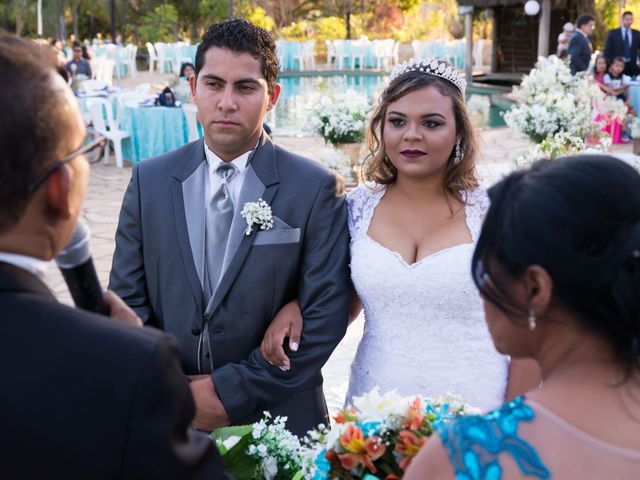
[0,31,224,479]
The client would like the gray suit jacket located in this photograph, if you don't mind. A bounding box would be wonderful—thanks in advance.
[109,135,350,436]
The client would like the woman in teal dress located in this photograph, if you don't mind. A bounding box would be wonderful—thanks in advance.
[405,155,640,479]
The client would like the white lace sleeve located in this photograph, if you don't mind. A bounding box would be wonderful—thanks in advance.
[346,183,385,239]
[463,187,490,242]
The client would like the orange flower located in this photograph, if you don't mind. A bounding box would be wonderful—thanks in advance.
[340,424,366,453]
[333,407,357,424]
[402,398,424,431]
[337,425,386,473]
[395,430,427,471]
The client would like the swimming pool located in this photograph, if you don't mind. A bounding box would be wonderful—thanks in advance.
[267,74,509,136]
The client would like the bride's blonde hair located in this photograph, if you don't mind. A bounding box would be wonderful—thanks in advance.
[360,71,479,204]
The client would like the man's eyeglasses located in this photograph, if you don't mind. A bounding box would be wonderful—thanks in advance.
[27,134,107,194]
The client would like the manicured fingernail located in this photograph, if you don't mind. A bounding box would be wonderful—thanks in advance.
[291,342,299,351]
[279,365,290,372]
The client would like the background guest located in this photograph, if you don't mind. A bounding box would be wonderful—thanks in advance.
[604,11,640,77]
[557,22,575,59]
[65,41,92,79]
[569,13,595,74]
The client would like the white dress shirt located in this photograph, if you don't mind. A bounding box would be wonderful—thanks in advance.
[203,142,252,208]
[0,252,50,280]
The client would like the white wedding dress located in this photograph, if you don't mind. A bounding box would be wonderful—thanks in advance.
[345,184,508,411]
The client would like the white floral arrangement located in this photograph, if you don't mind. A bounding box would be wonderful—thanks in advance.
[309,90,371,145]
[240,199,273,235]
[318,148,354,182]
[503,55,604,143]
[516,131,611,167]
[212,412,313,480]
[466,94,491,127]
[596,95,628,122]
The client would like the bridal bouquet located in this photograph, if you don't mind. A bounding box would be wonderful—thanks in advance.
[212,412,313,479]
[306,388,479,479]
[212,388,478,479]
[503,55,603,143]
[309,90,370,145]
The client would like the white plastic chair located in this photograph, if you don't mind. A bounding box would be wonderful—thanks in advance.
[154,42,175,73]
[94,58,115,87]
[290,42,305,71]
[325,40,336,66]
[303,40,316,70]
[86,98,130,168]
[122,44,137,77]
[146,42,158,73]
[350,42,366,70]
[182,103,200,142]
[392,40,400,65]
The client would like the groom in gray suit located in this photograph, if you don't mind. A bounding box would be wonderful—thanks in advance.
[109,19,350,436]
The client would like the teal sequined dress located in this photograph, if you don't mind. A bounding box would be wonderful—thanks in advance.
[436,396,550,480]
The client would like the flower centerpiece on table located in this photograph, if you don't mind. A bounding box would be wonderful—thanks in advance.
[310,90,371,167]
[503,55,604,147]
[306,388,479,479]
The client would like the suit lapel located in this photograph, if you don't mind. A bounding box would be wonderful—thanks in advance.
[204,136,280,317]
[171,139,207,309]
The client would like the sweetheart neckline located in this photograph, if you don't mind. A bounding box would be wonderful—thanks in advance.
[364,233,473,268]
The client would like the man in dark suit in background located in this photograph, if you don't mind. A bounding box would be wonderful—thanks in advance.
[569,13,596,74]
[0,32,224,479]
[110,19,351,437]
[604,11,640,77]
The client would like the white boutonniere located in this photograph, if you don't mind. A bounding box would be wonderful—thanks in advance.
[240,198,274,235]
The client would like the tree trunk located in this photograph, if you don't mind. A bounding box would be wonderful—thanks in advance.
[72,5,79,38]
[14,0,28,36]
[345,2,351,40]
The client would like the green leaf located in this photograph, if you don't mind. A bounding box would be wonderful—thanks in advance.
[211,425,258,478]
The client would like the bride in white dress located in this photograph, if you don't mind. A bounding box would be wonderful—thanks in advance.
[261,58,538,411]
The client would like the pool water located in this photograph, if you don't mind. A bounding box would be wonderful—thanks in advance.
[267,74,508,136]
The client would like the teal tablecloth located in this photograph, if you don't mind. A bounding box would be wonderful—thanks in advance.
[160,43,199,73]
[120,105,189,164]
[630,82,640,115]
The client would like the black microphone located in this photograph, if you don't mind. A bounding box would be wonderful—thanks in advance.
[55,221,109,315]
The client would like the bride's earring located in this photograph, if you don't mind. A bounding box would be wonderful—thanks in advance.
[528,309,537,331]
[453,138,462,165]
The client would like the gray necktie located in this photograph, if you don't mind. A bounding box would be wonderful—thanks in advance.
[200,162,237,374]
[204,162,238,299]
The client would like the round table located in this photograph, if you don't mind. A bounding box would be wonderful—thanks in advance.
[119,104,190,164]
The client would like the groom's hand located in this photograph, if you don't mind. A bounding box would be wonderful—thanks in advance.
[189,376,230,431]
[261,299,303,371]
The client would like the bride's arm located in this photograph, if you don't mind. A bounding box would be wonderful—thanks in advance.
[504,358,542,401]
[260,288,361,369]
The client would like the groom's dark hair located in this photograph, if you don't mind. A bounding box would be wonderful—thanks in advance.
[195,19,279,91]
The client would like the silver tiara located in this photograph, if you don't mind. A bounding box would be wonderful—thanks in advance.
[390,57,466,94]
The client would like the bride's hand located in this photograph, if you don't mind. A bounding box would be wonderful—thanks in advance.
[261,299,303,371]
